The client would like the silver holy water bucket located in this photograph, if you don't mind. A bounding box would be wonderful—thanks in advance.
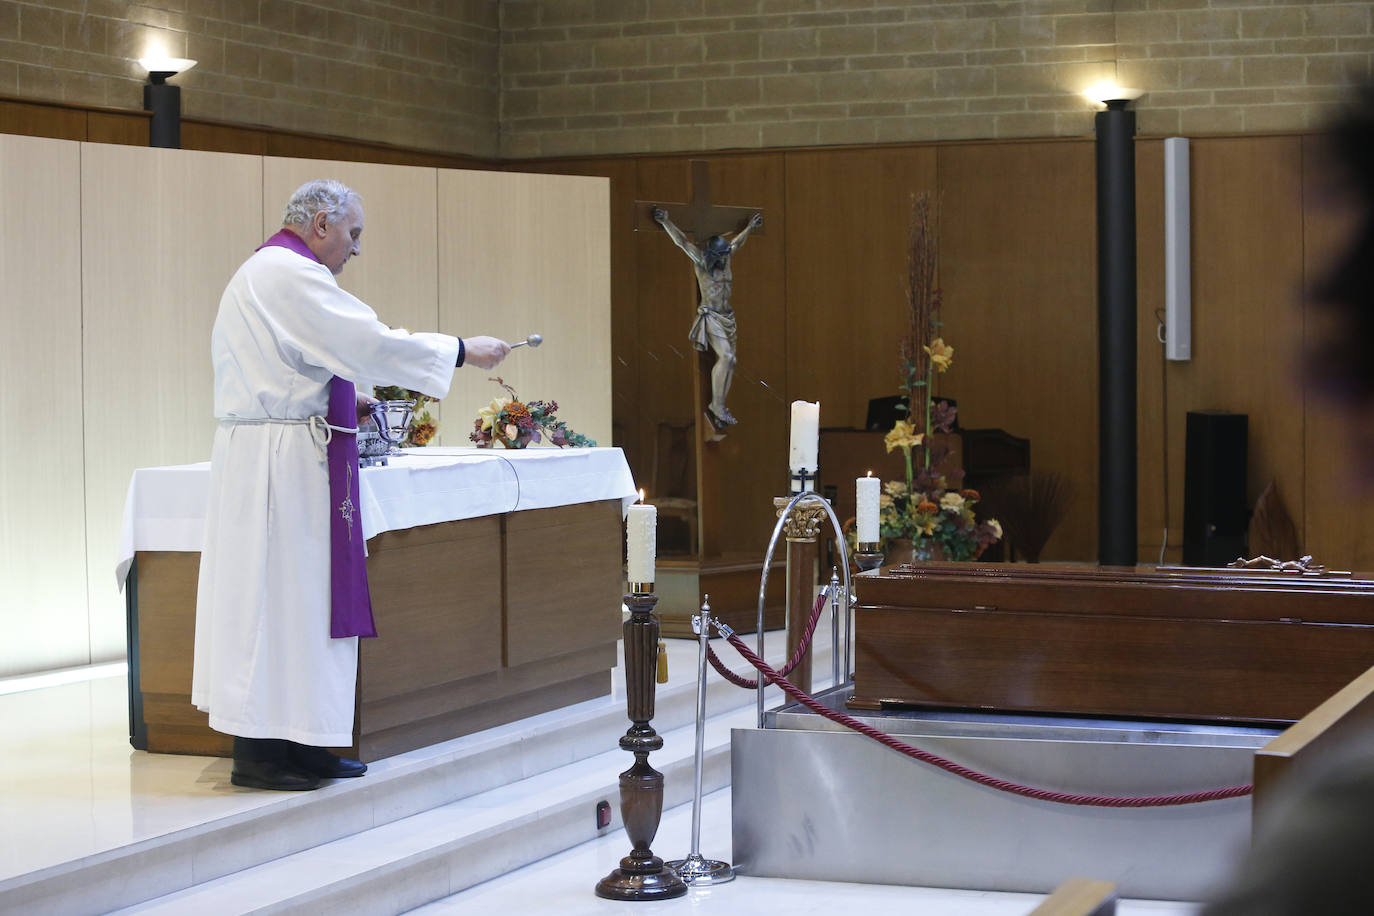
[358,399,415,467]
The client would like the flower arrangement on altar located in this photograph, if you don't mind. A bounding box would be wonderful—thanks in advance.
[882,193,1001,562]
[372,385,438,446]
[470,377,596,449]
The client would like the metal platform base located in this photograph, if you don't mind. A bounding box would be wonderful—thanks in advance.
[732,687,1279,901]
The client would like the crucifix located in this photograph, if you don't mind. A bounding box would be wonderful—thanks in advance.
[635,160,764,433]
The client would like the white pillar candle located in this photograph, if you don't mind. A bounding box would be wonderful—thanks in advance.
[789,400,820,476]
[856,473,880,543]
[626,492,656,585]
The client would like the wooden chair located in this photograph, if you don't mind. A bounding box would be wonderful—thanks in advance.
[646,420,698,556]
[1028,878,1117,916]
[1252,663,1374,835]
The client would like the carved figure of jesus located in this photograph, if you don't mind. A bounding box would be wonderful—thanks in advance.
[653,207,763,427]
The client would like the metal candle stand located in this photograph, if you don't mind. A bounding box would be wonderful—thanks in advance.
[854,540,885,572]
[664,596,735,886]
[595,587,688,901]
[759,489,854,727]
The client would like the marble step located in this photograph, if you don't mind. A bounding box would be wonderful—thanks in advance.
[108,705,756,916]
[1,634,830,916]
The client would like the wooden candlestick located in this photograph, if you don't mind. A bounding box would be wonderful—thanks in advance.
[595,592,687,901]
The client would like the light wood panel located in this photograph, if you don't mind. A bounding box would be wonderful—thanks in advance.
[517,158,639,465]
[784,146,938,428]
[0,135,88,676]
[938,140,1100,561]
[262,158,445,432]
[1300,133,1374,571]
[438,168,612,448]
[81,143,263,662]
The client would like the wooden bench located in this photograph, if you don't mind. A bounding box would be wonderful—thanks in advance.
[1029,878,1117,916]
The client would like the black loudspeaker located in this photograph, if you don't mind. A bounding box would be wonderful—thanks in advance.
[1182,411,1248,566]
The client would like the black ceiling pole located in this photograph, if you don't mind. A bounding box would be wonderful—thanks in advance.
[1095,98,1138,567]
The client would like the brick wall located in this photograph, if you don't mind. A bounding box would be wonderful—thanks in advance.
[499,0,1374,158]
[0,0,501,156]
[1,1,1370,160]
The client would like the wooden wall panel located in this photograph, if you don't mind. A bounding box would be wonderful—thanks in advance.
[784,147,938,429]
[0,99,85,140]
[1160,137,1307,566]
[81,144,264,662]
[0,136,88,676]
[181,121,268,156]
[699,153,788,556]
[262,159,444,433]
[85,111,150,147]
[938,140,1100,561]
[631,156,696,499]
[633,154,788,557]
[1300,133,1374,571]
[438,169,613,448]
[1135,139,1173,563]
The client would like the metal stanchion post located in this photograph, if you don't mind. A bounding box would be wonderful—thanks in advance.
[666,596,734,886]
[828,568,840,689]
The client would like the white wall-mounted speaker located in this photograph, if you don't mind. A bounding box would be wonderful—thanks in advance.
[1164,136,1191,361]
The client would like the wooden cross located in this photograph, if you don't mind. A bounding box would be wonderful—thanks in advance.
[634,159,764,241]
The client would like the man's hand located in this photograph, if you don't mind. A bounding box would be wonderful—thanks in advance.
[653,207,667,223]
[356,391,379,424]
[749,212,763,229]
[464,336,512,370]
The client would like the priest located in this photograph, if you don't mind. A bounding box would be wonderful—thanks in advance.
[191,179,511,791]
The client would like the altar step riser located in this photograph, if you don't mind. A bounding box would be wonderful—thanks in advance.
[2,641,821,916]
[109,711,745,916]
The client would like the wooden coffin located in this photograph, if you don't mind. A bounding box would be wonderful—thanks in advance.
[851,563,1374,724]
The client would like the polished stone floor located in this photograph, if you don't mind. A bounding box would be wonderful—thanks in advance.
[1,647,1206,914]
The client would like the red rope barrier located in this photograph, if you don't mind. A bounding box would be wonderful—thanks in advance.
[719,628,1253,808]
[705,589,830,690]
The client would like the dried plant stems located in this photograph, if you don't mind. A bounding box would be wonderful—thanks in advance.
[993,471,1073,563]
[900,192,941,471]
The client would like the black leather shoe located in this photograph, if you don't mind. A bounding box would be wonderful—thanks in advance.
[289,743,367,779]
[230,758,321,791]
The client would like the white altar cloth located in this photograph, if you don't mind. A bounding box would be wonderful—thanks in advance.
[117,447,638,586]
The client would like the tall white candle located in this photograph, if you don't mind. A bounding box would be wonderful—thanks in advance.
[856,473,880,543]
[626,491,656,586]
[789,400,820,475]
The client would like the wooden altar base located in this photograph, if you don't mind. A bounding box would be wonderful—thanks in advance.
[850,562,1374,724]
[127,500,624,762]
[655,554,786,639]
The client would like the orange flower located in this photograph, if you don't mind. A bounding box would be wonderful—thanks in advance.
[960,489,980,501]
[916,500,939,515]
[409,423,437,446]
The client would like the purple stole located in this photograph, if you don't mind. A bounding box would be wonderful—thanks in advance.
[258,230,378,639]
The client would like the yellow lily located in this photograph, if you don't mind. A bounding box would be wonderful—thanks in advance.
[924,337,954,373]
[478,395,511,431]
[884,419,924,453]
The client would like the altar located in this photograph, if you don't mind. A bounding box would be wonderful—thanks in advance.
[118,447,637,762]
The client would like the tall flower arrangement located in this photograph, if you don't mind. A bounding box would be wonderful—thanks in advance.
[881,193,1001,562]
